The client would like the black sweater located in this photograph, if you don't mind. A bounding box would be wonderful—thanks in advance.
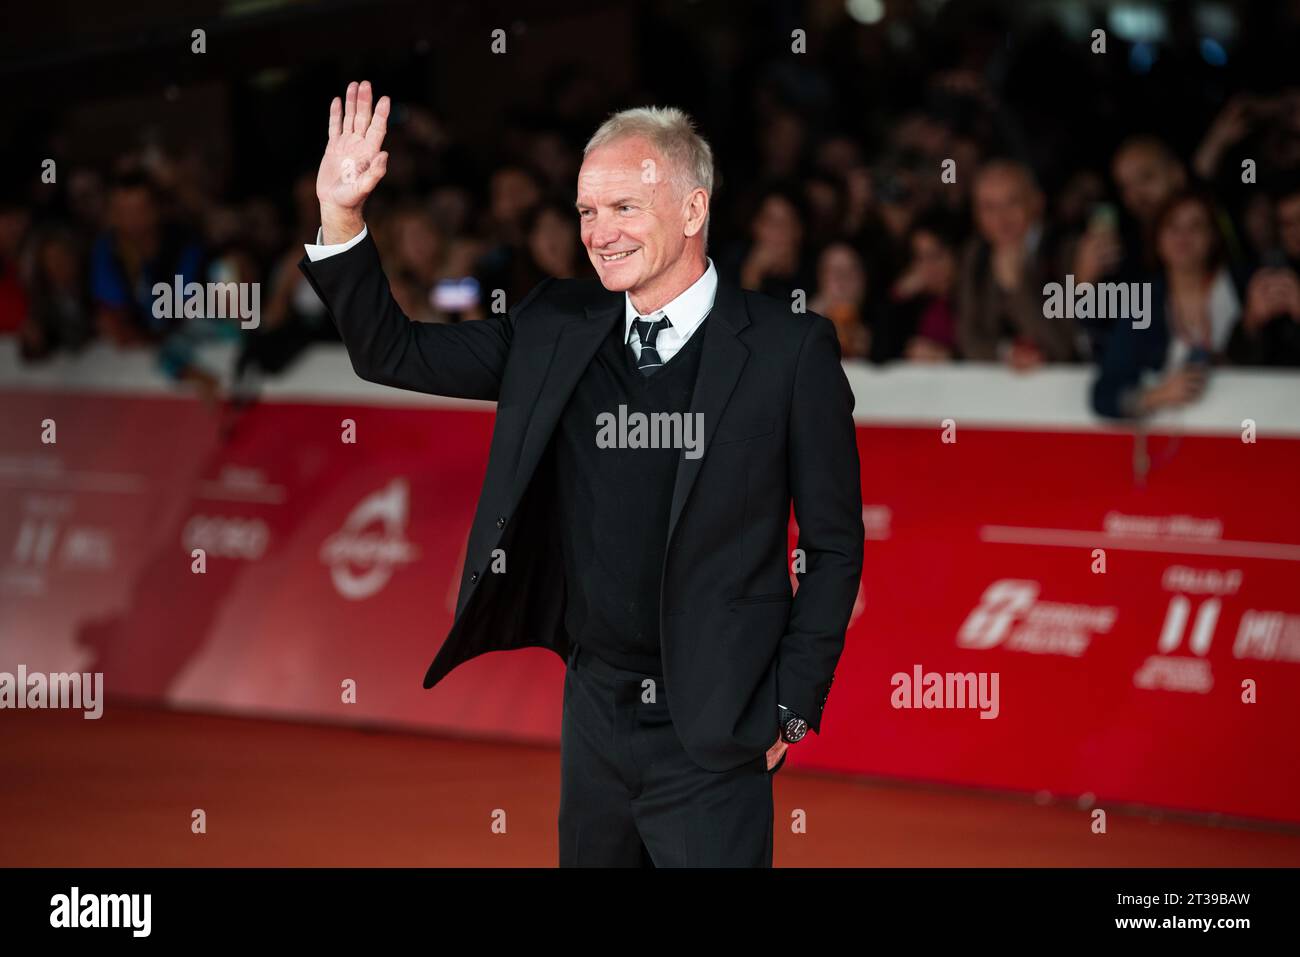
[549,313,708,674]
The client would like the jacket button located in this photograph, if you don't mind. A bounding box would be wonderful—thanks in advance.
[496,516,506,528]
[469,571,480,583]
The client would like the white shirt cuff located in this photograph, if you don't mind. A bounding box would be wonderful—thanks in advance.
[304,224,368,261]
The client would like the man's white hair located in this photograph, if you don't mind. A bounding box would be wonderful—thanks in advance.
[584,105,715,246]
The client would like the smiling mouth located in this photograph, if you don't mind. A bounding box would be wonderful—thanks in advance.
[600,248,639,262]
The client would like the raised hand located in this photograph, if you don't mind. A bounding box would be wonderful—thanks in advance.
[316,80,390,243]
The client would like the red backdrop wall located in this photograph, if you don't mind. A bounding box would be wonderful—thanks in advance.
[2,377,1297,825]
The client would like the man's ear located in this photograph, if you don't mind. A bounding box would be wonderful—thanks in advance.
[683,187,709,238]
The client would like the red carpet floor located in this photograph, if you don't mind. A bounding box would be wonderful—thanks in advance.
[3,703,1298,867]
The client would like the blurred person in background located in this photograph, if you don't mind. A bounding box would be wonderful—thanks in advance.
[1073,137,1190,293]
[1092,191,1243,419]
[1274,178,1300,273]
[0,198,31,337]
[1193,91,1300,272]
[957,160,1076,368]
[64,167,107,234]
[1075,134,1251,363]
[871,163,921,254]
[90,171,203,346]
[508,196,590,295]
[156,242,254,405]
[809,241,869,359]
[1053,169,1112,358]
[236,171,341,381]
[1110,138,1188,253]
[240,197,288,277]
[379,202,445,324]
[476,163,544,299]
[1153,191,1244,360]
[814,135,864,182]
[803,171,849,249]
[1226,181,1300,367]
[842,165,909,298]
[430,184,475,239]
[527,129,582,195]
[722,182,814,303]
[839,164,874,239]
[756,107,806,183]
[873,209,961,364]
[18,225,94,360]
[1228,264,1300,366]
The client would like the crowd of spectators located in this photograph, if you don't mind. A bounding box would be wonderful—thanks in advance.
[2,3,1298,419]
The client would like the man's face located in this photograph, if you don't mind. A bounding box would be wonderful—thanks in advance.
[973,169,1038,249]
[576,136,691,296]
[109,187,159,245]
[1113,145,1184,224]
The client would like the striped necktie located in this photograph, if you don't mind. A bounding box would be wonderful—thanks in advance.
[631,315,671,375]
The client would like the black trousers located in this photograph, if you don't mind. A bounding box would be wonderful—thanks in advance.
[558,643,778,867]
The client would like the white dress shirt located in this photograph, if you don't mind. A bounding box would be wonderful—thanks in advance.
[624,259,717,364]
[304,225,369,262]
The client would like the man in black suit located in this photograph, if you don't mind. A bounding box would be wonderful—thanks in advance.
[299,81,863,866]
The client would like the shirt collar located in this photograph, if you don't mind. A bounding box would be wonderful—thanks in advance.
[624,258,718,343]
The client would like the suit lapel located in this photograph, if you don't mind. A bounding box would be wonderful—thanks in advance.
[511,291,623,503]
[666,280,750,547]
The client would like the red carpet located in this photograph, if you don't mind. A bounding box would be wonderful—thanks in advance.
[4,703,1298,867]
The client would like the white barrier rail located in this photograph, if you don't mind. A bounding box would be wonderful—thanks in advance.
[2,338,1297,435]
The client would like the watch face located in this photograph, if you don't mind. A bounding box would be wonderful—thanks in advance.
[784,716,808,742]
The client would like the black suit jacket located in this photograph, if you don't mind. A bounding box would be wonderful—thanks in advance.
[299,234,864,771]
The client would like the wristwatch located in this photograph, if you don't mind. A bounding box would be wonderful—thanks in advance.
[777,704,808,743]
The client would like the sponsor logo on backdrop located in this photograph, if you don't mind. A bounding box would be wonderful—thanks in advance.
[1234,610,1300,663]
[319,478,419,600]
[182,515,269,560]
[196,465,286,504]
[1133,566,1242,694]
[3,495,113,595]
[958,579,1117,656]
[1103,511,1223,541]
